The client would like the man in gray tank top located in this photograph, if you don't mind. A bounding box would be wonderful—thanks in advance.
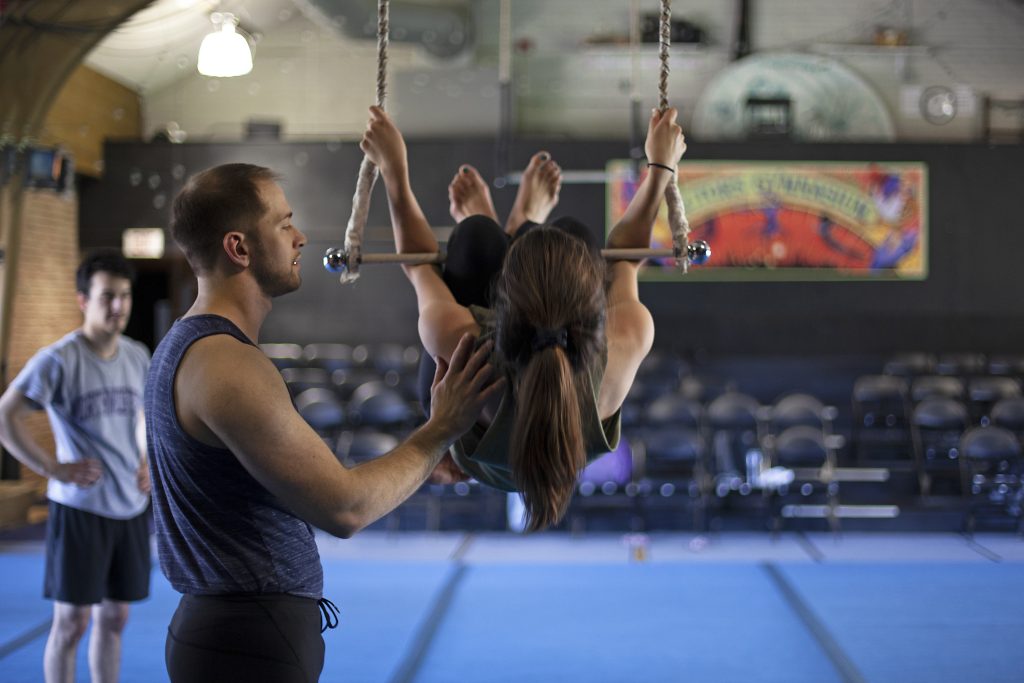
[149,163,504,682]
[0,250,151,683]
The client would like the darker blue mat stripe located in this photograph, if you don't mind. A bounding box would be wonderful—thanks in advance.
[762,562,867,683]
[0,619,51,660]
[388,563,468,683]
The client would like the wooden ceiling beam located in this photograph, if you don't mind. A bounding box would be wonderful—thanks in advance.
[0,0,154,392]
[1,0,153,143]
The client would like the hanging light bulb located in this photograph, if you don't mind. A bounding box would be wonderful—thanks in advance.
[197,12,252,78]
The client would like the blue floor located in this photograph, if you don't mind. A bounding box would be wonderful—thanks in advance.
[415,564,840,683]
[779,563,1024,683]
[2,533,1023,683]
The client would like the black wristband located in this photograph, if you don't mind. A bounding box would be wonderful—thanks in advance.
[647,161,676,173]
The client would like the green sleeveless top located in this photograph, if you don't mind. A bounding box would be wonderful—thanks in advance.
[450,306,622,492]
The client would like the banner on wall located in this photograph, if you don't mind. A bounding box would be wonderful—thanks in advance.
[606,161,928,281]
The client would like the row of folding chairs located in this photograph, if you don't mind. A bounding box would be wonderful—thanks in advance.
[852,374,1024,527]
[289,376,424,434]
[582,401,1023,533]
[869,395,1024,495]
[853,372,1024,482]
[883,352,1024,379]
[609,389,848,531]
[855,374,1022,429]
[958,426,1024,533]
[262,342,426,433]
[324,424,1023,535]
[262,342,422,375]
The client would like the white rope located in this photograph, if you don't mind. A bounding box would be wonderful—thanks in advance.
[340,0,390,284]
[658,0,692,272]
[336,0,695,280]
[630,0,641,106]
[498,0,511,85]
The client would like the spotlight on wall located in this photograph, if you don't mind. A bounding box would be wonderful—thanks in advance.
[197,12,252,78]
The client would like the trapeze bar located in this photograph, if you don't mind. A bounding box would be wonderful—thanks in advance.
[355,252,445,265]
[499,170,618,186]
[325,243,710,273]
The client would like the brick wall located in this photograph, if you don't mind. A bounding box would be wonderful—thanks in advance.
[4,187,81,489]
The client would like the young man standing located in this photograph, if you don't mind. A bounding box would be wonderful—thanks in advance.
[0,249,152,683]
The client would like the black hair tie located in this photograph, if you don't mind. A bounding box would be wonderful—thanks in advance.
[532,327,568,353]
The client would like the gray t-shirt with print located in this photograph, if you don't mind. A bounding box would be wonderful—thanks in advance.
[13,330,150,519]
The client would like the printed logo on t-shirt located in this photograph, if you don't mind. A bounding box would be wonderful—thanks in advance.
[71,388,140,422]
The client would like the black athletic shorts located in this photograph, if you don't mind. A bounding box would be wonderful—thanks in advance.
[166,593,325,683]
[44,501,151,605]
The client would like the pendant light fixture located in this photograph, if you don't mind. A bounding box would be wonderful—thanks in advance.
[197,12,252,78]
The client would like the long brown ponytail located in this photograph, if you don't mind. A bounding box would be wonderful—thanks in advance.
[495,227,606,531]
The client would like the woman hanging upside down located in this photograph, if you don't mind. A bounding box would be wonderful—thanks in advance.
[360,104,686,531]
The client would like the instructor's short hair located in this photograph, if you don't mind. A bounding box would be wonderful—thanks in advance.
[76,249,134,295]
[170,163,279,274]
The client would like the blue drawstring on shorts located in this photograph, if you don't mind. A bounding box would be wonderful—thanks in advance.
[318,597,340,632]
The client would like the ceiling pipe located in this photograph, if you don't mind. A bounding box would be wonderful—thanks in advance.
[732,0,751,61]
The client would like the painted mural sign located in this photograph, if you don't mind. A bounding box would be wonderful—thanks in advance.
[606,161,927,281]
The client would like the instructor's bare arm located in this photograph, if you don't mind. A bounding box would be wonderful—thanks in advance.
[174,332,502,538]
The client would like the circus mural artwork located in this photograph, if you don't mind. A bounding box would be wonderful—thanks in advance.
[606,161,927,281]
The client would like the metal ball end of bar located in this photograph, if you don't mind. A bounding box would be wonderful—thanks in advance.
[324,241,711,276]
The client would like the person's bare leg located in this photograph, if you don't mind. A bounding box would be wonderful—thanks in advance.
[505,151,562,236]
[44,602,90,683]
[448,165,497,223]
[88,600,129,683]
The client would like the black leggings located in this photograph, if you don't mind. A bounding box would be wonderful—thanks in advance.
[417,215,600,411]
[166,594,325,683]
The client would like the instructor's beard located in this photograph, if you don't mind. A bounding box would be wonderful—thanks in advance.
[249,236,300,298]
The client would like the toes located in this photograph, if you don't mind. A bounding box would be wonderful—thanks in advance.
[526,151,550,173]
[540,161,561,185]
[462,164,488,187]
[450,167,478,192]
[449,163,492,211]
[452,164,477,185]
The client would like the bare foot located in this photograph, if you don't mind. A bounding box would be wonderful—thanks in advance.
[448,165,497,223]
[505,151,562,235]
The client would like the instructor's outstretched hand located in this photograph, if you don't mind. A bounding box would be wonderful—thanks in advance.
[427,334,505,447]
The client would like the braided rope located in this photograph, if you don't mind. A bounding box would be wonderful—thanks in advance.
[657,0,691,272]
[341,0,390,284]
[658,0,671,113]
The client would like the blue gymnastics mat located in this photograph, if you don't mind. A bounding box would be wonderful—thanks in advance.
[3,533,1024,683]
